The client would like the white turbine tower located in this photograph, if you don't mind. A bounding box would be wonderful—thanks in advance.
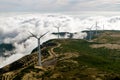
[53,21,68,39]
[86,25,93,41]
[29,31,49,66]
[55,26,61,39]
[21,19,49,66]
[95,21,99,35]
[103,25,104,31]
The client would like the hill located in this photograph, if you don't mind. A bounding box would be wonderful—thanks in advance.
[83,30,120,43]
[0,30,120,80]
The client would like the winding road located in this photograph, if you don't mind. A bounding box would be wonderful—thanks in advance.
[42,42,61,67]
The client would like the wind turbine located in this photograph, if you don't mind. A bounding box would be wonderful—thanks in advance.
[95,21,99,35]
[55,26,61,39]
[103,25,104,31]
[53,21,68,39]
[53,22,62,39]
[29,31,49,66]
[86,25,93,41]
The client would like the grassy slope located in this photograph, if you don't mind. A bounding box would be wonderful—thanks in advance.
[13,39,120,80]
[54,39,120,73]
[92,30,120,43]
[4,30,120,80]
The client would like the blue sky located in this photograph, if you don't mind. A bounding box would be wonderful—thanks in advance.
[0,0,120,12]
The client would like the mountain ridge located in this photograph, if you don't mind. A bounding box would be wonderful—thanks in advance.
[0,33,120,80]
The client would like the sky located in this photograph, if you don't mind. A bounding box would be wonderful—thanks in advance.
[0,0,120,12]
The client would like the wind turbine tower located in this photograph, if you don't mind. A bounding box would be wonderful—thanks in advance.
[29,31,49,66]
[103,25,104,31]
[53,22,62,39]
[53,20,68,39]
[87,25,93,41]
[95,21,99,35]
[55,26,61,39]
[21,19,49,66]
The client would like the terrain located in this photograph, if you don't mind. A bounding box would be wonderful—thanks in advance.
[0,30,120,80]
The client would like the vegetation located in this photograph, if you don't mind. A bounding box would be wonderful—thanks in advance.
[54,39,120,73]
[1,30,120,80]
[13,38,120,80]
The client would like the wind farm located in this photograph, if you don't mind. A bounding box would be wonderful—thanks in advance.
[0,13,120,80]
[1,0,120,79]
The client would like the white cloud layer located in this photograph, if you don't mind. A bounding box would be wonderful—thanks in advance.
[0,0,120,12]
[0,12,120,68]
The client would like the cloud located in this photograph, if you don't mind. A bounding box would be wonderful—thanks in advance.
[0,0,120,12]
[55,0,69,5]
[0,12,120,67]
[0,13,87,67]
[67,0,120,11]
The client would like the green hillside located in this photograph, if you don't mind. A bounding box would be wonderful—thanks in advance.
[13,39,120,80]
[84,30,120,43]
[0,30,120,80]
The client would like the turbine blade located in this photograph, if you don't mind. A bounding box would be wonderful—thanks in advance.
[90,25,94,29]
[40,31,49,38]
[28,31,38,38]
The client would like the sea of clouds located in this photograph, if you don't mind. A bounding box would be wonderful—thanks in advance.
[0,12,120,68]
